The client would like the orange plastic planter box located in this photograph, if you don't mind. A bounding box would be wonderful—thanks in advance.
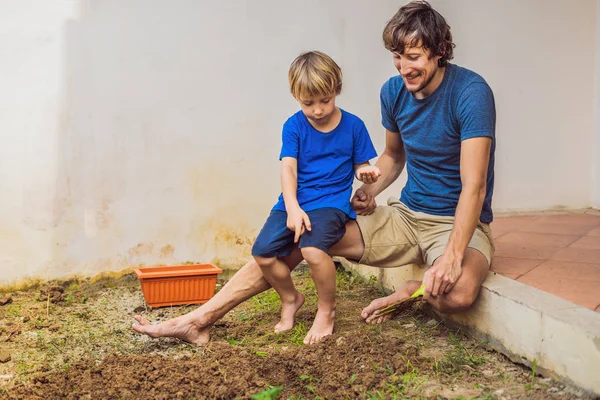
[134,264,223,309]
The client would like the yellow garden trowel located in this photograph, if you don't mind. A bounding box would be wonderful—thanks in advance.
[373,284,426,317]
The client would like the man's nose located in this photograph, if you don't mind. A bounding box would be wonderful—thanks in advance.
[400,59,410,73]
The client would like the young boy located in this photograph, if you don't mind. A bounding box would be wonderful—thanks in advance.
[252,51,380,345]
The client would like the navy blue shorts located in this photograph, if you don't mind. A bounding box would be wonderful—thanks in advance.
[251,208,350,258]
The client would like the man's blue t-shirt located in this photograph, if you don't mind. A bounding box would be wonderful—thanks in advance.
[273,109,377,219]
[380,63,496,223]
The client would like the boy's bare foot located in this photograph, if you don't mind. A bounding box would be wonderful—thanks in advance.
[274,291,305,333]
[132,314,211,344]
[303,308,335,345]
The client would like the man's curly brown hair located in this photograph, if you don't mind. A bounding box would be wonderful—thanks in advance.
[383,1,455,67]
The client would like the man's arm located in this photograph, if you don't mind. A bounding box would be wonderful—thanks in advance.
[423,136,491,298]
[352,130,406,215]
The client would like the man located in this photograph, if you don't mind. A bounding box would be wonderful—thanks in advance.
[133,0,495,344]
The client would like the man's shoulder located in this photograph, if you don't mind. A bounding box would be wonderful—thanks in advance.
[381,75,405,96]
[449,64,491,90]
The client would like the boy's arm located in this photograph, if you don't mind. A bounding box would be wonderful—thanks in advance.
[281,157,311,243]
[354,162,381,184]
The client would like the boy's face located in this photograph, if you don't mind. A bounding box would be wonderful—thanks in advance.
[297,93,337,128]
[392,39,443,98]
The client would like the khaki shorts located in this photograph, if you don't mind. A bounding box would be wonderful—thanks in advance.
[356,197,495,268]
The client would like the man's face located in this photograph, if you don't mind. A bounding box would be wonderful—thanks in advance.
[392,41,443,98]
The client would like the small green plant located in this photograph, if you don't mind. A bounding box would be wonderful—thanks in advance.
[525,358,537,390]
[299,374,320,395]
[226,336,246,346]
[250,385,283,400]
[348,374,357,385]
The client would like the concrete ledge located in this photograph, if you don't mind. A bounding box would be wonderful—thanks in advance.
[336,258,600,396]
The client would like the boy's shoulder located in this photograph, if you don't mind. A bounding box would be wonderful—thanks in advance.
[283,110,305,128]
[339,108,367,130]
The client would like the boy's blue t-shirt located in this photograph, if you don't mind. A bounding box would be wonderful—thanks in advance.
[273,109,377,219]
[381,63,496,223]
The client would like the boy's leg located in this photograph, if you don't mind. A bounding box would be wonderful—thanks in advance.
[298,208,350,344]
[252,210,305,333]
[300,246,337,345]
[255,255,305,332]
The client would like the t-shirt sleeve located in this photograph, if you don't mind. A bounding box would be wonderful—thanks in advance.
[380,80,400,133]
[457,82,496,141]
[353,119,378,164]
[279,119,299,160]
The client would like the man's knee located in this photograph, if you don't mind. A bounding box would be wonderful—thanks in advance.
[438,286,480,314]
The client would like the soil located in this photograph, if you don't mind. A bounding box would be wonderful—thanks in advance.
[0,266,592,399]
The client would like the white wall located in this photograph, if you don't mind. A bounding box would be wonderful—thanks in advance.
[593,0,600,208]
[436,0,597,212]
[0,0,598,285]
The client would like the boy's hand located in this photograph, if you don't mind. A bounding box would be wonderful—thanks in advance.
[287,207,312,243]
[356,165,382,184]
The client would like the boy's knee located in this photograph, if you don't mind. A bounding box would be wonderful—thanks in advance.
[300,247,328,265]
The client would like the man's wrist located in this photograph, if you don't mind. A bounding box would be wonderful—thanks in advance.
[359,184,377,198]
[442,243,464,265]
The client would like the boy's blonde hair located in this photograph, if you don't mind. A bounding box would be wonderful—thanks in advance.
[288,51,342,100]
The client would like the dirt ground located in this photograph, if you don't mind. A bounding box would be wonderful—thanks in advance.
[0,266,592,399]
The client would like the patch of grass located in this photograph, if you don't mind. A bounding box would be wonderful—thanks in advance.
[3,265,567,400]
[250,385,284,400]
[251,289,281,314]
[438,331,487,374]
[287,322,308,345]
[236,310,255,321]
[335,265,368,292]
[364,368,427,400]
[5,303,22,317]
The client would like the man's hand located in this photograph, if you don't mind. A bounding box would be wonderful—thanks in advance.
[422,253,463,299]
[351,189,377,215]
[356,165,382,184]
[286,207,312,243]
